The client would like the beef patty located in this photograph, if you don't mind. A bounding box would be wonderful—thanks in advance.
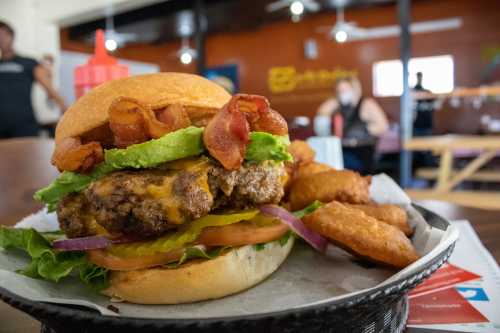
[57,160,285,238]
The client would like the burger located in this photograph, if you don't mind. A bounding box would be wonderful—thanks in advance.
[30,73,296,304]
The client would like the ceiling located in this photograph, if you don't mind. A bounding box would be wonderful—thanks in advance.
[66,0,398,45]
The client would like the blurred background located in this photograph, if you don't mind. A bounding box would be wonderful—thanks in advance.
[1,0,500,209]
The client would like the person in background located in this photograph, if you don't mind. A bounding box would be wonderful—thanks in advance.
[411,72,436,170]
[317,76,388,174]
[37,54,63,137]
[412,72,435,136]
[41,54,55,82]
[0,21,66,139]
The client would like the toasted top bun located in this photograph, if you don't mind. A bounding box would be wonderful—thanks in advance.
[55,72,231,145]
[103,237,294,304]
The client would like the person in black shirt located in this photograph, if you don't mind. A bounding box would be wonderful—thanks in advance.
[412,72,437,171]
[317,77,388,174]
[0,21,66,138]
[412,72,435,136]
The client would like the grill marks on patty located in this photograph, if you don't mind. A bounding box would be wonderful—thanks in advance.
[57,160,285,238]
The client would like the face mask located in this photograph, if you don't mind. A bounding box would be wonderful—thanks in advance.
[338,91,354,105]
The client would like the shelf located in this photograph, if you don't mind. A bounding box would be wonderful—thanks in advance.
[413,85,500,100]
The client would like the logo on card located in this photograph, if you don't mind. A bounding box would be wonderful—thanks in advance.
[456,287,489,301]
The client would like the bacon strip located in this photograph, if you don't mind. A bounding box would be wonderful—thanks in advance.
[108,97,191,148]
[203,97,250,170]
[184,106,219,127]
[236,95,288,136]
[203,94,288,170]
[52,137,103,172]
[146,104,191,139]
[108,98,149,148]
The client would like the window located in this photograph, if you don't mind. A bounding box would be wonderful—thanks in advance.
[372,55,454,97]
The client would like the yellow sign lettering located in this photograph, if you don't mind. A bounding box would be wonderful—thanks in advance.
[267,66,357,94]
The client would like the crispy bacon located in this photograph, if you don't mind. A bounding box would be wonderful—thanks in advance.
[203,94,288,170]
[52,137,103,172]
[108,98,149,148]
[236,95,288,136]
[184,106,219,127]
[108,97,191,147]
[147,104,191,138]
[203,97,250,170]
[80,123,114,149]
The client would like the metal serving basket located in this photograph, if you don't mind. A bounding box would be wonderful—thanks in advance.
[0,205,455,333]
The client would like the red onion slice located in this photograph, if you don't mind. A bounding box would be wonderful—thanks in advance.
[53,236,111,251]
[259,205,328,252]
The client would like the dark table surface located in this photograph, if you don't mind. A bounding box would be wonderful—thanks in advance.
[0,138,498,333]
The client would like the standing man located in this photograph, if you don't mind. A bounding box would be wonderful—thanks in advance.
[411,72,436,170]
[0,21,66,138]
[412,72,434,136]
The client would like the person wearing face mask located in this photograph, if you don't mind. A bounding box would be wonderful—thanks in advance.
[316,77,388,174]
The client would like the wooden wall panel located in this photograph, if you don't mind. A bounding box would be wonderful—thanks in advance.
[61,0,500,133]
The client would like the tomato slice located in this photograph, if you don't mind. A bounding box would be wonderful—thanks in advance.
[196,221,289,247]
[88,221,289,270]
[87,248,184,271]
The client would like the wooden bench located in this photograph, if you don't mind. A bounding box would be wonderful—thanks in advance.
[405,189,500,210]
[416,167,500,182]
[404,135,500,210]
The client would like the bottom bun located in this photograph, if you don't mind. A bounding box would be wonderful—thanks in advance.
[103,237,295,304]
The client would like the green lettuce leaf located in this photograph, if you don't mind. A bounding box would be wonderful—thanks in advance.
[39,231,66,243]
[79,262,109,291]
[33,162,117,212]
[278,230,293,246]
[253,243,266,251]
[293,200,323,219]
[245,132,293,163]
[165,246,227,269]
[105,126,205,169]
[0,226,108,290]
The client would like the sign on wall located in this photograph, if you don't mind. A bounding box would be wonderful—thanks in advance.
[268,66,357,94]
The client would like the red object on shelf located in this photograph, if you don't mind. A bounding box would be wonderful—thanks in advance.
[74,29,129,99]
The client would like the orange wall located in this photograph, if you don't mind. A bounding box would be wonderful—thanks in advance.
[61,0,500,132]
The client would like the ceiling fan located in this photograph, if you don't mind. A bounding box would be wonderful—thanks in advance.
[317,7,463,43]
[266,0,320,15]
[316,7,365,43]
[166,37,197,65]
[102,7,138,51]
[177,37,197,65]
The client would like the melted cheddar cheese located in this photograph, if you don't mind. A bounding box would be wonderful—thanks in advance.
[147,157,212,224]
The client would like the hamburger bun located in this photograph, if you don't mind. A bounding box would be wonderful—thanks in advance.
[55,72,231,145]
[103,237,294,304]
